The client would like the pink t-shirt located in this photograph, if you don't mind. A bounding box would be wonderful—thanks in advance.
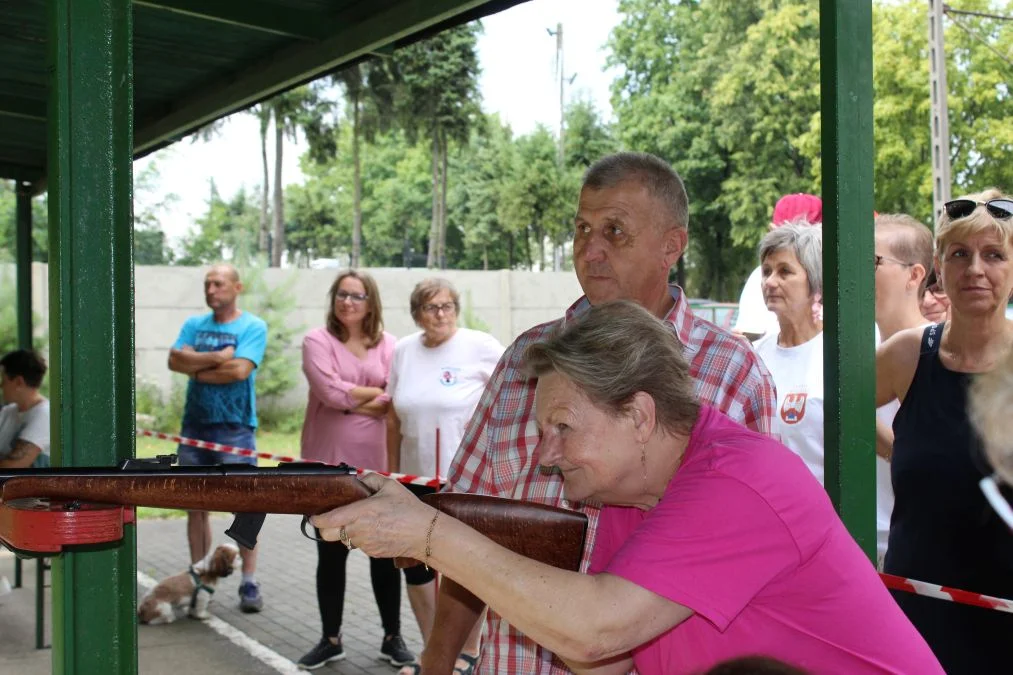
[300,326,395,471]
[589,406,941,675]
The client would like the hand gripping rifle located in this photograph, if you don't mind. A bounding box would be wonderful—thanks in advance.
[0,456,588,571]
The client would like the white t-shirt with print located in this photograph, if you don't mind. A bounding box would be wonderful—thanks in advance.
[0,399,51,460]
[754,332,825,484]
[389,329,504,478]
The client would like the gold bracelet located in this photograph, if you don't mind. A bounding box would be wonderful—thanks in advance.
[424,511,440,571]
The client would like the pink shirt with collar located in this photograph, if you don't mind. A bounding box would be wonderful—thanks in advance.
[299,326,395,471]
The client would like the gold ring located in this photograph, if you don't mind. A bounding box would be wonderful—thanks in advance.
[339,526,351,549]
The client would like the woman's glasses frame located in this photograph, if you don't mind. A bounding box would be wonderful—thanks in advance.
[944,198,1013,221]
[335,290,368,303]
[422,302,457,315]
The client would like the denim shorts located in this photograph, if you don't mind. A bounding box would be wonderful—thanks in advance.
[176,423,258,467]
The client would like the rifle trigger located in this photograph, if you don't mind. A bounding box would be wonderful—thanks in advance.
[300,516,324,542]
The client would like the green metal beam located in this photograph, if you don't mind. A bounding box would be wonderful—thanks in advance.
[15,182,32,350]
[48,0,138,672]
[133,0,329,41]
[0,162,44,184]
[0,94,47,122]
[134,0,496,155]
[820,0,877,560]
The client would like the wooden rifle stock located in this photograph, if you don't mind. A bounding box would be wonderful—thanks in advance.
[0,461,588,571]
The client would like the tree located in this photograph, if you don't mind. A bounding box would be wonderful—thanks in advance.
[176,181,260,266]
[392,23,483,268]
[0,181,48,263]
[133,161,177,264]
[330,59,397,268]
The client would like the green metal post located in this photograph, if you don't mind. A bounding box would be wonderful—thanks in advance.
[14,182,32,594]
[820,0,877,560]
[16,182,33,351]
[47,0,137,672]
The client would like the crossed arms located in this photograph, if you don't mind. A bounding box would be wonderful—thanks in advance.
[168,345,254,384]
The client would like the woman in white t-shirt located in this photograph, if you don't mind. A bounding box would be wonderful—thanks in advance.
[753,224,826,484]
[387,278,504,675]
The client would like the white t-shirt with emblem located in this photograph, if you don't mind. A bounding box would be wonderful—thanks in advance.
[0,399,51,461]
[754,331,825,484]
[389,328,504,478]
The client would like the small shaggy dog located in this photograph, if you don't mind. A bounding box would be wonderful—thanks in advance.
[138,542,240,625]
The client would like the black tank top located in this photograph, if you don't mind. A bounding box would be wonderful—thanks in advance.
[885,323,1013,674]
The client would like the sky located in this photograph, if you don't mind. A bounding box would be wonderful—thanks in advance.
[136,0,621,246]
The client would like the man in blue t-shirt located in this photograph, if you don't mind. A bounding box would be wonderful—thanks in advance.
[168,263,268,613]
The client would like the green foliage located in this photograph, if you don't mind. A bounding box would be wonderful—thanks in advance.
[177,182,262,266]
[0,181,49,262]
[608,0,1013,299]
[237,263,303,411]
[0,266,47,355]
[133,161,177,264]
[135,375,187,433]
[458,289,491,333]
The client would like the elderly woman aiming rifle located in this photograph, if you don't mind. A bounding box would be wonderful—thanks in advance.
[312,301,939,675]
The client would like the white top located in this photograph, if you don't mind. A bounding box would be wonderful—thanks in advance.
[754,332,825,484]
[389,328,504,478]
[0,399,50,460]
[733,265,780,337]
[875,399,899,563]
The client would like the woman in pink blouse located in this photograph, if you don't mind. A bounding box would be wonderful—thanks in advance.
[297,270,415,671]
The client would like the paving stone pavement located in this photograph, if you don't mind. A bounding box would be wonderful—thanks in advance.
[0,512,424,675]
[137,512,425,674]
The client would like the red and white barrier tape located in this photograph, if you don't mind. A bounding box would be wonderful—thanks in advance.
[880,573,1013,614]
[136,428,1013,613]
[136,428,444,489]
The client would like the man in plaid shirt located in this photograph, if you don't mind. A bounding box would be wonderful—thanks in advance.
[418,152,776,675]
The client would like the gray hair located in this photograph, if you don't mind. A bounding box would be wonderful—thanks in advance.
[409,277,460,325]
[582,152,690,231]
[523,301,700,438]
[876,213,933,294]
[759,221,823,297]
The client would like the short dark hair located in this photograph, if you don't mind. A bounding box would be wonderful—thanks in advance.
[0,349,48,388]
[582,152,690,230]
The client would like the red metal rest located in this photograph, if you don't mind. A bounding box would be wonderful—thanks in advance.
[0,499,133,555]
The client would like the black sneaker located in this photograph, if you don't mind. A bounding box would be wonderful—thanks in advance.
[298,637,345,670]
[378,634,415,667]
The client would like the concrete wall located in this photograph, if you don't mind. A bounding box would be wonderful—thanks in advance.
[10,264,583,404]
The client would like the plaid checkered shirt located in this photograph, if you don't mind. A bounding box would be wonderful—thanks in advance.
[446,286,776,674]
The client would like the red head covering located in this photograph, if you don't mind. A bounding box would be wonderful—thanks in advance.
[772,193,823,227]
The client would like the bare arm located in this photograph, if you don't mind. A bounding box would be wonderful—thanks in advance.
[0,440,42,469]
[876,327,925,407]
[315,476,692,666]
[350,395,389,419]
[875,418,894,461]
[386,409,402,472]
[168,345,234,374]
[193,358,255,385]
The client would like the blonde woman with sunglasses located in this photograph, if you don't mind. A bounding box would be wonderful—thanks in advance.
[875,189,1013,673]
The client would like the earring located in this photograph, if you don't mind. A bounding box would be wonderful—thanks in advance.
[641,443,648,481]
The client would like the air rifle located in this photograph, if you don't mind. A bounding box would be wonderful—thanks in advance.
[0,456,588,571]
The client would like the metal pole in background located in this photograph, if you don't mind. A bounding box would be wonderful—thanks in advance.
[47,0,137,672]
[820,0,877,561]
[928,0,952,225]
[15,182,32,351]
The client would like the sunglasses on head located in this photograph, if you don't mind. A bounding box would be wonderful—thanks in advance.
[944,198,1013,221]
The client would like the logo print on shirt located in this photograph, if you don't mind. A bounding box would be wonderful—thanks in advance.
[781,392,808,424]
[439,368,460,387]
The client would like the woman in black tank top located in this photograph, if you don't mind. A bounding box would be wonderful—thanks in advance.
[876,191,1013,674]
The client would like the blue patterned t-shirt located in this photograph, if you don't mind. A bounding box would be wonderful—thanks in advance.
[173,311,268,428]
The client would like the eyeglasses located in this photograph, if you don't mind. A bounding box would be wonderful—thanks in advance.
[335,291,368,303]
[944,199,1013,221]
[980,474,1013,532]
[422,302,456,315]
[874,254,913,269]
